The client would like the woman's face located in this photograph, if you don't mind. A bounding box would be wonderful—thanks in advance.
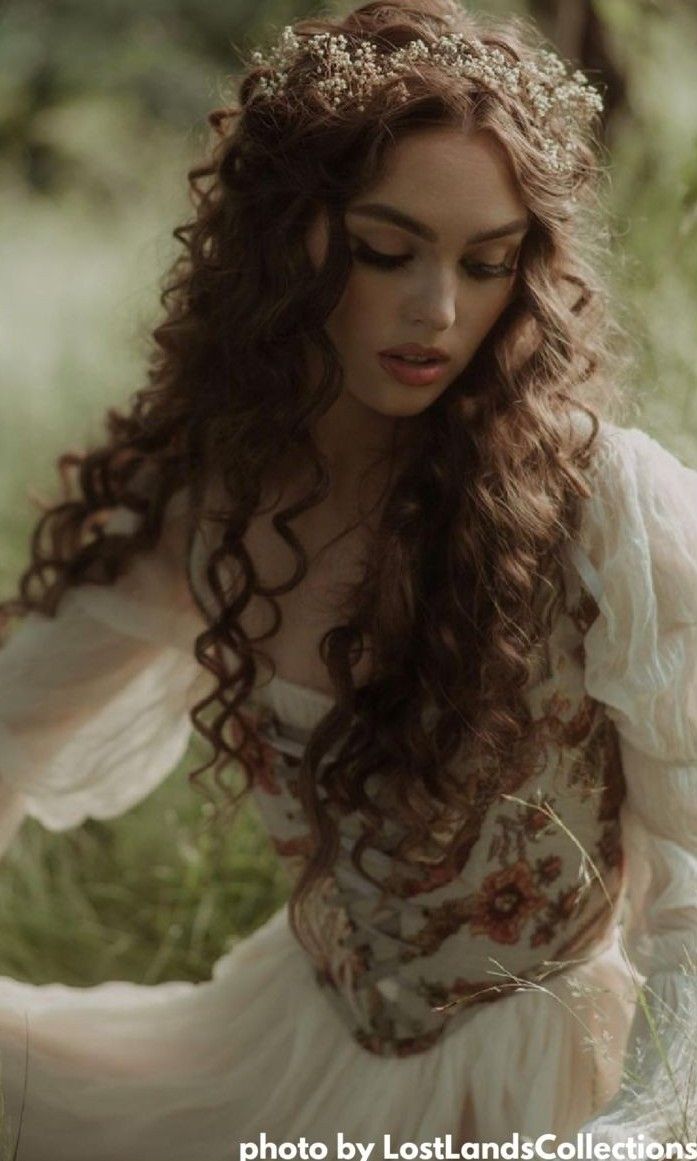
[305,125,529,420]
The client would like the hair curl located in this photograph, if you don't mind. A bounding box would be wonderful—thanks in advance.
[0,0,636,963]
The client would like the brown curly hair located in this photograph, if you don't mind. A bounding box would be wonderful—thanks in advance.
[0,0,635,962]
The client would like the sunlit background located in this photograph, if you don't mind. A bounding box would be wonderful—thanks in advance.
[0,0,696,998]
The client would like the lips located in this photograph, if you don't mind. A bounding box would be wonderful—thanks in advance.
[379,344,450,362]
[378,352,451,387]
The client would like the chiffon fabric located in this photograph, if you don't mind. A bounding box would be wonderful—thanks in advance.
[0,422,695,1159]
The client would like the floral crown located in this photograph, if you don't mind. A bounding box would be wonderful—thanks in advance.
[248,25,604,175]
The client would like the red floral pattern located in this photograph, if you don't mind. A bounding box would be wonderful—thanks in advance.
[245,554,627,1058]
[469,860,547,944]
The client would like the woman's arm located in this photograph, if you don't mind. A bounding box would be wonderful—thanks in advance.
[0,485,211,854]
[571,424,697,1144]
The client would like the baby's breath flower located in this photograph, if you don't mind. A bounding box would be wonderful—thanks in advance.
[247,25,604,176]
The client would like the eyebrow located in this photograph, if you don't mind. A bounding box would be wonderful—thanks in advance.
[347,201,529,245]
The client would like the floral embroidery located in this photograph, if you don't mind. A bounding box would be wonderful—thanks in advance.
[469,860,548,944]
[487,796,556,864]
[530,923,556,948]
[245,559,626,1059]
[597,824,623,869]
[536,854,563,883]
[381,860,462,898]
[352,1023,443,1057]
[408,898,476,953]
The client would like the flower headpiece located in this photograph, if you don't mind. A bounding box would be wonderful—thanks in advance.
[249,26,604,175]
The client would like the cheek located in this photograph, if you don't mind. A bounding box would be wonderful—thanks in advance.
[469,284,515,335]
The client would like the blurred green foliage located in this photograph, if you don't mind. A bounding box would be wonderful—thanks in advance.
[0,747,289,986]
[0,0,695,992]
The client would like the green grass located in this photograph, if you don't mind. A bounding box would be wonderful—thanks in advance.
[0,740,289,988]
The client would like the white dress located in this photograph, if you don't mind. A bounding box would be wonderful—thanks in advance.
[0,421,696,1160]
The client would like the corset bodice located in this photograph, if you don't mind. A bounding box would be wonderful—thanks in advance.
[244,543,627,1057]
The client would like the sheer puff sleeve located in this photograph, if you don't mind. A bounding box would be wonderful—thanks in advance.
[0,487,213,854]
[572,423,697,1144]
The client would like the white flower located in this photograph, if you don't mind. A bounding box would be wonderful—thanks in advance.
[247,25,604,175]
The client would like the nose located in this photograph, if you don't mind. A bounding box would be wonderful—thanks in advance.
[403,267,458,331]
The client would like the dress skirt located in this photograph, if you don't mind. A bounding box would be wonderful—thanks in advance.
[0,904,637,1161]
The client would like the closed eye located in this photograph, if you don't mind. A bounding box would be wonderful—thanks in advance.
[350,240,518,280]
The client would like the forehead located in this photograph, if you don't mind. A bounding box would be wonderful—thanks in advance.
[351,126,526,230]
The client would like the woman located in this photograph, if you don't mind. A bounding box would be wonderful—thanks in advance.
[0,0,695,1156]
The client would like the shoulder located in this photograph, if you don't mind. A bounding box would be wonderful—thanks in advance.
[574,419,697,601]
[569,408,647,467]
[581,419,697,512]
[565,408,643,483]
[567,409,693,509]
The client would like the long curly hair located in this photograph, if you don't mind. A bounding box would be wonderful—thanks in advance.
[1,0,635,961]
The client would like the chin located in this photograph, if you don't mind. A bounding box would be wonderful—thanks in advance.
[366,373,447,401]
[361,390,442,416]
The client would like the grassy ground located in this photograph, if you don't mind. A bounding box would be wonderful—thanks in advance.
[0,747,289,988]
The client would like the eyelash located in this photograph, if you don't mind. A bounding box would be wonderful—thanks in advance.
[351,241,518,280]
